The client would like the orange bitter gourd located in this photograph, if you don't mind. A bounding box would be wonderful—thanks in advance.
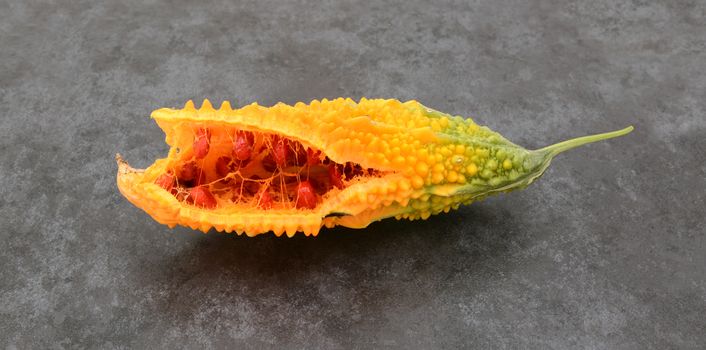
[116,98,633,237]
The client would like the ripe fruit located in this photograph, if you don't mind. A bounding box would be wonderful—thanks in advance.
[116,98,632,237]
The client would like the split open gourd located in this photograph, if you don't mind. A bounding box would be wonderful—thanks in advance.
[116,98,632,237]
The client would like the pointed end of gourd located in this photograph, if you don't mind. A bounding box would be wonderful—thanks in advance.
[116,153,147,208]
[116,153,129,173]
[537,126,634,158]
[115,153,144,175]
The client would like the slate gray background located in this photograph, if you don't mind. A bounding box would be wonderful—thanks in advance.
[1,0,705,348]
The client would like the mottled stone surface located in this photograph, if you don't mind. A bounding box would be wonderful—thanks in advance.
[1,0,704,348]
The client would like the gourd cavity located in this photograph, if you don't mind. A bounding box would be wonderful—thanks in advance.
[153,125,383,211]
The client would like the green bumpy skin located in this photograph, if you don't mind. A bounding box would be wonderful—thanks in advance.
[358,105,633,225]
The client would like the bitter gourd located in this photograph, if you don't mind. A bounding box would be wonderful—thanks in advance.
[116,98,632,237]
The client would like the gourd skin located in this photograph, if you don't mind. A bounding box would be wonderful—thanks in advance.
[116,98,632,237]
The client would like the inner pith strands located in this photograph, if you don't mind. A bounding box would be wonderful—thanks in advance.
[154,126,380,210]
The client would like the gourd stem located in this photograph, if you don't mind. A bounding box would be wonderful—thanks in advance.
[537,126,634,157]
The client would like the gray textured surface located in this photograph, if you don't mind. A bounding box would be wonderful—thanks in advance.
[1,0,705,348]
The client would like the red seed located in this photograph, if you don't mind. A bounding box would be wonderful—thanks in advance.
[328,164,345,189]
[258,189,273,209]
[295,181,317,209]
[180,162,207,186]
[155,173,175,191]
[306,148,321,166]
[189,186,217,209]
[273,139,289,167]
[215,156,233,178]
[180,162,198,181]
[193,137,209,159]
[233,131,252,161]
[193,128,211,159]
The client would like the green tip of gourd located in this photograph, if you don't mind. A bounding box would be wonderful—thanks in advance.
[537,126,634,158]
